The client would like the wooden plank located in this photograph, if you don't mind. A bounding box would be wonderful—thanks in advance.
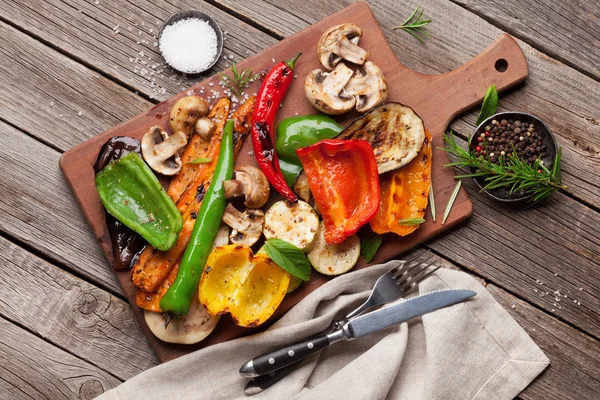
[0,0,278,101]
[487,284,600,400]
[213,0,600,208]
[0,21,150,152]
[0,316,121,399]
[0,120,119,293]
[451,0,600,80]
[0,235,158,380]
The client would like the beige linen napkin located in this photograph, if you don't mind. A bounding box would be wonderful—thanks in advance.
[98,261,549,400]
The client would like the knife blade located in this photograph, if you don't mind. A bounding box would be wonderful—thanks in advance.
[239,289,476,379]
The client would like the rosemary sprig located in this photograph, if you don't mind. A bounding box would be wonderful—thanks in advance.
[441,132,566,202]
[218,62,258,98]
[393,6,431,43]
[398,218,426,226]
[443,180,462,224]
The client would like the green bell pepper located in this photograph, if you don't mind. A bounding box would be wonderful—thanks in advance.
[275,115,342,185]
[160,119,235,315]
[95,152,182,251]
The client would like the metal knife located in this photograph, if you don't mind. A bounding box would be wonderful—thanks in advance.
[239,289,476,380]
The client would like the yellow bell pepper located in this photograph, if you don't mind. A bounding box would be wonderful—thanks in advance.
[199,244,290,327]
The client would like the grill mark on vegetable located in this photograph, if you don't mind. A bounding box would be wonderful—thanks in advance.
[195,184,206,202]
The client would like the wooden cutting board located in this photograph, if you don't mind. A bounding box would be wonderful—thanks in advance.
[60,3,528,362]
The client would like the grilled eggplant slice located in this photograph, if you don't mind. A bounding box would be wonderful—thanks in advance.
[337,103,425,174]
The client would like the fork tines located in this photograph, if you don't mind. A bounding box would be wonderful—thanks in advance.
[392,251,441,292]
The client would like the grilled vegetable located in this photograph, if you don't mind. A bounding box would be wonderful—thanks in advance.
[144,292,219,344]
[160,119,234,316]
[337,103,425,174]
[297,139,380,245]
[370,129,433,236]
[251,53,302,202]
[95,152,182,251]
[263,200,320,252]
[199,245,290,328]
[275,114,342,185]
[169,98,232,208]
[307,222,360,275]
[131,98,253,293]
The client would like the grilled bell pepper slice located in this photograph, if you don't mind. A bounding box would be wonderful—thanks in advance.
[370,129,433,236]
[95,152,182,251]
[297,139,380,245]
[275,114,342,185]
[199,244,290,328]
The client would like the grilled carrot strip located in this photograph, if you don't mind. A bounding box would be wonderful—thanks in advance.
[136,264,179,312]
[168,98,231,204]
[370,129,433,236]
[130,97,255,293]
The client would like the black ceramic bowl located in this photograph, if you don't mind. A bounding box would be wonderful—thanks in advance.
[468,112,558,203]
[158,10,223,74]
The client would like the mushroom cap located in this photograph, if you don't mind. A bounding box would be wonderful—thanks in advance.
[318,23,369,70]
[221,203,265,247]
[141,126,188,175]
[304,63,356,115]
[223,165,270,208]
[169,95,210,136]
[345,61,388,113]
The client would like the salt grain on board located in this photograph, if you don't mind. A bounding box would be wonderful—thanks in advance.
[159,18,218,73]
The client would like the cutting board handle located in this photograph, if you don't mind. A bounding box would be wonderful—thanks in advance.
[416,33,528,133]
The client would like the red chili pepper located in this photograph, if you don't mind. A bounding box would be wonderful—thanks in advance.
[297,139,380,245]
[251,53,302,202]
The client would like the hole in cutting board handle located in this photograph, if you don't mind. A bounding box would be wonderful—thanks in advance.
[495,59,508,72]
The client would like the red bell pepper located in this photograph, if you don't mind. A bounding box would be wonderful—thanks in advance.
[251,53,302,203]
[297,139,380,244]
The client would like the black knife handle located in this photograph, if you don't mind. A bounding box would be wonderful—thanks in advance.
[244,362,302,395]
[240,333,330,378]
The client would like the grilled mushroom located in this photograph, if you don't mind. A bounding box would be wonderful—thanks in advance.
[169,95,210,137]
[318,23,369,70]
[304,63,356,115]
[345,61,388,112]
[223,165,270,208]
[221,203,265,246]
[141,126,188,175]
[194,117,217,141]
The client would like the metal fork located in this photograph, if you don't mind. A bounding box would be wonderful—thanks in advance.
[244,252,440,395]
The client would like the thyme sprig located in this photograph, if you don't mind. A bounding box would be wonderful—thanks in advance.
[218,62,258,98]
[393,6,431,43]
[442,132,566,202]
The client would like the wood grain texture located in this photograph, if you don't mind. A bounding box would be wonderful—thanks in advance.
[0,235,158,380]
[0,21,150,152]
[451,0,600,80]
[488,284,600,400]
[0,0,278,101]
[0,121,120,293]
[0,317,121,399]
[214,0,600,208]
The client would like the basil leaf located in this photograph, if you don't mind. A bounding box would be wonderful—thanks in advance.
[476,84,498,125]
[397,218,426,226]
[188,157,212,164]
[264,238,311,281]
[359,229,382,263]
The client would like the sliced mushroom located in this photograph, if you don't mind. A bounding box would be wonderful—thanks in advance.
[345,61,388,112]
[223,165,270,209]
[318,23,369,70]
[222,203,264,246]
[293,171,312,204]
[169,95,210,137]
[141,126,188,175]
[304,63,356,115]
[194,117,217,141]
[211,224,230,250]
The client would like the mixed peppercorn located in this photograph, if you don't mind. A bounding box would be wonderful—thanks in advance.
[474,118,546,168]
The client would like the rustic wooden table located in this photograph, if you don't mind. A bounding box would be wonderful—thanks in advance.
[0,1,598,399]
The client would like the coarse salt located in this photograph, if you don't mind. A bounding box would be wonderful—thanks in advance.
[159,18,218,73]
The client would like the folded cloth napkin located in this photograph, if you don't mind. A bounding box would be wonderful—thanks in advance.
[98,261,549,400]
